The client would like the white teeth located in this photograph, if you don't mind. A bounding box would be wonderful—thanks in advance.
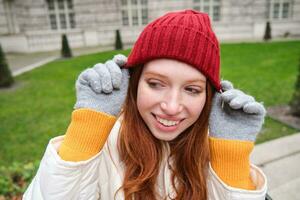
[156,116,180,127]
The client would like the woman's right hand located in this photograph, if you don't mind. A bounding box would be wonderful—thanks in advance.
[74,54,129,116]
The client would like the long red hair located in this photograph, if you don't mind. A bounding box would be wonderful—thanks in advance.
[116,65,215,200]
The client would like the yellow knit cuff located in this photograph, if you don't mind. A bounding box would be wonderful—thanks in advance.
[58,109,116,161]
[209,137,255,190]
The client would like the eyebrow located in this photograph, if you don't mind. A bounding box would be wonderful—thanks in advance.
[144,72,168,79]
[144,72,206,84]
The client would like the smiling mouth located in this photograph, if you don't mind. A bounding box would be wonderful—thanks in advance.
[151,113,184,127]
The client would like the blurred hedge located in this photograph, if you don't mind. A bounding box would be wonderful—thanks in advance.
[0,161,39,200]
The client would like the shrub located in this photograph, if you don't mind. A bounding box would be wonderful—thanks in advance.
[61,34,73,58]
[0,44,14,88]
[284,32,290,38]
[263,21,272,41]
[0,161,39,199]
[115,29,123,50]
[290,56,300,116]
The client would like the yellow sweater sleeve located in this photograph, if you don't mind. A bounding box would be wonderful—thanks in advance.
[209,137,256,190]
[58,108,116,161]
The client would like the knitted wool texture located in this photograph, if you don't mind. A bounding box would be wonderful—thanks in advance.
[125,9,221,91]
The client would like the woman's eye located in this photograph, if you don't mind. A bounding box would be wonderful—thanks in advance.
[147,81,163,88]
[185,87,201,95]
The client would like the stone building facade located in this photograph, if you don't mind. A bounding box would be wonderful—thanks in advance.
[0,0,299,53]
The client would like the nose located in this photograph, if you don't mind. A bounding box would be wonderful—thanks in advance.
[160,91,183,115]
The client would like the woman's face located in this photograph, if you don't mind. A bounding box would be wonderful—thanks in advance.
[137,58,207,141]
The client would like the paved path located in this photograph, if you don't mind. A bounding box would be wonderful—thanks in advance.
[6,45,114,76]
[251,133,300,200]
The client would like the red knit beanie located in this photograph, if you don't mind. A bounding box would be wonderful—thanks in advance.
[125,9,221,91]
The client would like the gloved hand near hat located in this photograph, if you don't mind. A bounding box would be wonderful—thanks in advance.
[74,54,129,116]
[59,54,129,161]
[209,80,266,141]
[208,80,266,190]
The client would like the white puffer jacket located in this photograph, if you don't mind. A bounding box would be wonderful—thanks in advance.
[23,119,267,200]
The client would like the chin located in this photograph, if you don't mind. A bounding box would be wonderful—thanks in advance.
[151,130,181,142]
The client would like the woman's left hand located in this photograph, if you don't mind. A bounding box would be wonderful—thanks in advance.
[209,80,266,142]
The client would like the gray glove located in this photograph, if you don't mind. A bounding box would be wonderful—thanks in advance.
[209,80,266,141]
[74,54,129,116]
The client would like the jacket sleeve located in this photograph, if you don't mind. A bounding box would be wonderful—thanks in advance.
[209,137,256,190]
[58,109,116,161]
[23,109,117,200]
[207,163,267,200]
[22,136,103,200]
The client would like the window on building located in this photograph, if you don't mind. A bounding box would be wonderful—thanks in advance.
[267,0,293,20]
[46,0,75,30]
[3,0,19,34]
[193,0,221,21]
[121,0,148,26]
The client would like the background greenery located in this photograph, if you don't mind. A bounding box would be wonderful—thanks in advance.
[0,40,299,168]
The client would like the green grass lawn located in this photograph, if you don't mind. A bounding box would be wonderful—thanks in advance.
[0,41,299,167]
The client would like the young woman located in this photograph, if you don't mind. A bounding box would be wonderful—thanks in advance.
[23,9,267,200]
